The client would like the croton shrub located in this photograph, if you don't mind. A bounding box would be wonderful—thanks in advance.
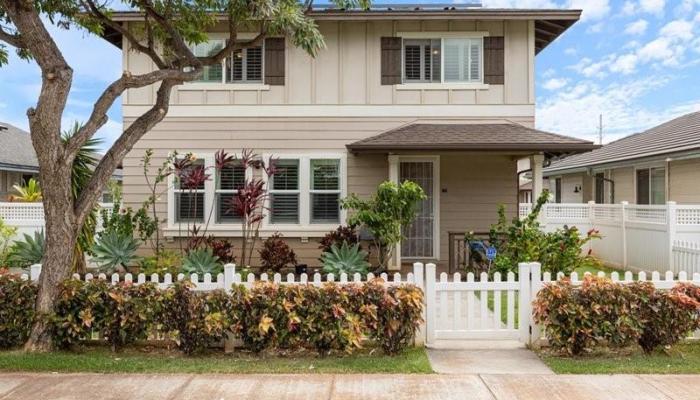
[0,270,37,348]
[534,276,700,355]
[0,272,423,355]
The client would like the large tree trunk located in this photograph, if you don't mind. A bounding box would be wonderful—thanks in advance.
[24,161,78,352]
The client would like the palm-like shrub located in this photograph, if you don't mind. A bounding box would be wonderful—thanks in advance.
[9,231,45,268]
[10,178,42,202]
[321,242,370,276]
[182,248,222,275]
[91,232,140,273]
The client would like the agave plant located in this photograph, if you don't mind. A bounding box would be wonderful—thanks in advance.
[10,178,42,202]
[9,231,45,268]
[321,242,370,276]
[181,248,222,275]
[91,232,140,273]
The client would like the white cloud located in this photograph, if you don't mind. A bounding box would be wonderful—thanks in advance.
[622,1,636,15]
[568,0,610,21]
[542,68,557,78]
[624,19,649,35]
[610,53,639,74]
[564,47,578,56]
[660,19,694,40]
[536,77,678,139]
[640,0,666,15]
[586,22,605,33]
[542,78,569,90]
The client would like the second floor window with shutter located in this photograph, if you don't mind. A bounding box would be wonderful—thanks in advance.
[402,37,482,84]
[189,40,263,84]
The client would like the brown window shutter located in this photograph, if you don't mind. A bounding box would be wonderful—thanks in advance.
[483,36,504,85]
[381,37,402,85]
[264,37,285,86]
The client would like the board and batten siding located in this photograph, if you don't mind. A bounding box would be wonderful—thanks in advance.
[122,19,535,108]
[669,158,700,204]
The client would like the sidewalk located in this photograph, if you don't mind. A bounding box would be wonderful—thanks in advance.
[0,372,697,400]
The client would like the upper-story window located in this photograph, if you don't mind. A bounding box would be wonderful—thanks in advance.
[191,40,263,84]
[402,37,482,84]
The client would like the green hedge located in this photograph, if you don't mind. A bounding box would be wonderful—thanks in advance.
[0,271,424,356]
[533,277,700,355]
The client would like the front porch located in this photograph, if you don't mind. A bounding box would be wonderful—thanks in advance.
[346,122,598,271]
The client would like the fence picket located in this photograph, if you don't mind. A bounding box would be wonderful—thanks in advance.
[453,273,462,331]
[466,273,475,330]
[493,272,502,330]
[479,272,488,330]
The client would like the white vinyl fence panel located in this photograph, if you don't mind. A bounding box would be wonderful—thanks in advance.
[0,202,113,241]
[520,202,700,273]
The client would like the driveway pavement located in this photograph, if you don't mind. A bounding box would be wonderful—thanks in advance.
[0,373,697,400]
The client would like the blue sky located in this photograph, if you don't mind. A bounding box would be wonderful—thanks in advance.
[1,0,699,149]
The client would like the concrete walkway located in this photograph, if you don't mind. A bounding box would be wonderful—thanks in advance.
[0,373,698,400]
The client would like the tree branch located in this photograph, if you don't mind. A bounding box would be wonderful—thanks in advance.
[65,68,197,155]
[81,0,167,69]
[74,79,177,224]
[0,25,25,48]
[137,0,198,66]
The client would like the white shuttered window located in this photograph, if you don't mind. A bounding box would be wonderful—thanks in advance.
[443,38,482,83]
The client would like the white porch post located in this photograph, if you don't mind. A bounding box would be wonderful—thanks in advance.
[530,154,545,201]
[388,155,401,269]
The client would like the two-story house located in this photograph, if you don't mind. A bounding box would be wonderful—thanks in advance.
[102,5,596,269]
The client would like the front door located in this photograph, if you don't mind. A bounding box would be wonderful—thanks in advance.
[400,161,436,259]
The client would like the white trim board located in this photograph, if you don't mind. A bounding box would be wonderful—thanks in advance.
[123,104,535,118]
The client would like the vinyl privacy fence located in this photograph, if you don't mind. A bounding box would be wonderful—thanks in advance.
[520,201,700,274]
[0,202,113,241]
[25,262,700,347]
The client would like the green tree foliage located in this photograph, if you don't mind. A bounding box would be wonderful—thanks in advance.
[342,181,426,272]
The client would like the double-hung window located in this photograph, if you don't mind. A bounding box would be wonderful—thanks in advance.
[174,159,205,222]
[310,159,341,224]
[216,161,246,223]
[190,40,263,84]
[636,167,665,205]
[269,160,300,224]
[403,37,482,84]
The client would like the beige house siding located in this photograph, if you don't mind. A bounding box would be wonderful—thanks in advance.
[669,158,700,204]
[122,19,535,108]
[546,157,700,205]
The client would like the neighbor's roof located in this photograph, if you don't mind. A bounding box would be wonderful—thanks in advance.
[545,111,700,174]
[346,123,598,154]
[102,6,580,54]
[0,122,39,173]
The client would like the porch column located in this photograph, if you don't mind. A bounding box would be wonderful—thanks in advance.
[530,154,545,201]
[388,155,401,270]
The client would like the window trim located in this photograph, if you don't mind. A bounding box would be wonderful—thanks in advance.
[399,33,486,87]
[262,152,347,232]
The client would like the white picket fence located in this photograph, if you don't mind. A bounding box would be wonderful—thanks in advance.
[25,261,700,347]
[0,202,114,241]
[520,202,700,274]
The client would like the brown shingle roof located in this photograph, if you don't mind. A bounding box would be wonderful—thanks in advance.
[545,111,700,173]
[346,123,598,153]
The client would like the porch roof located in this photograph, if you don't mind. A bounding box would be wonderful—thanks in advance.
[346,123,599,155]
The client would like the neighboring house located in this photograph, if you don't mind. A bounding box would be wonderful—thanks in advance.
[544,111,700,205]
[101,5,597,268]
[0,122,122,203]
[0,122,39,201]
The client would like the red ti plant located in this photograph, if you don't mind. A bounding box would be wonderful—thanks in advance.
[226,149,278,267]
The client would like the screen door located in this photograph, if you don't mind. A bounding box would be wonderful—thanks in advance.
[400,161,435,258]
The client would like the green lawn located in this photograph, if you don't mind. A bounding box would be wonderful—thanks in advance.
[539,342,700,374]
[0,346,433,374]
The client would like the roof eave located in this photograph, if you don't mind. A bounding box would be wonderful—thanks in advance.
[347,143,600,153]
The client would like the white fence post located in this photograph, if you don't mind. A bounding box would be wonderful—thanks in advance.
[621,201,628,269]
[413,262,426,346]
[425,263,436,347]
[223,263,236,293]
[30,264,42,281]
[667,201,677,273]
[587,201,596,255]
[517,262,532,345]
[529,262,542,348]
